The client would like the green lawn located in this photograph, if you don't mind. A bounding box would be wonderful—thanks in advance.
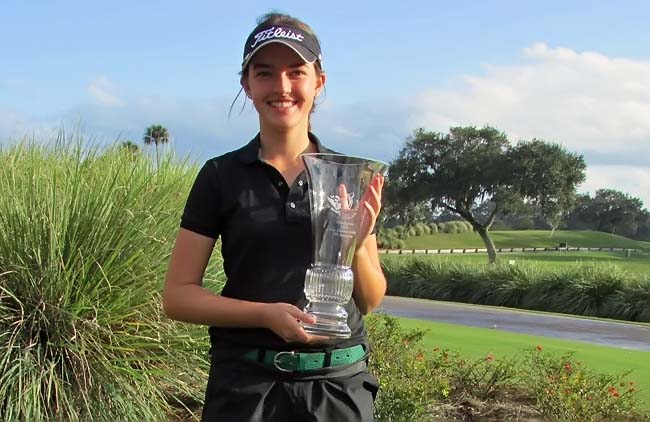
[393,316,650,408]
[381,251,650,275]
[402,230,650,252]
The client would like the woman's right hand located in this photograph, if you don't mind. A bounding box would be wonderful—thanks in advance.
[262,303,330,344]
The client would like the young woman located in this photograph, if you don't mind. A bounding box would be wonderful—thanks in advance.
[163,12,386,421]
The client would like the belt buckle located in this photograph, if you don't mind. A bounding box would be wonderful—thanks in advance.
[273,351,297,372]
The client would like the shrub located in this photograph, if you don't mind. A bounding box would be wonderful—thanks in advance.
[381,256,650,322]
[366,315,645,421]
[435,220,470,234]
[428,223,439,235]
[415,223,427,236]
[0,139,222,420]
[522,346,641,421]
[453,221,470,233]
[366,314,451,421]
[451,351,518,401]
[382,228,397,238]
[377,234,405,250]
[392,239,406,250]
[376,233,391,249]
[393,225,408,239]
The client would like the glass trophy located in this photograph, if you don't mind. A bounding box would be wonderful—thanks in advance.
[300,153,388,338]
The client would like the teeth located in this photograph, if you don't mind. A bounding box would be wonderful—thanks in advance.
[270,101,294,108]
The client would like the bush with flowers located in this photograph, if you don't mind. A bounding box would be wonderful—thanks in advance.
[522,345,642,421]
[366,314,646,421]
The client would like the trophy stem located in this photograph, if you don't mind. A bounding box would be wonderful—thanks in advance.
[301,265,354,338]
[302,302,351,338]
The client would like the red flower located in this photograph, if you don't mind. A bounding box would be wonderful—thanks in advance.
[415,351,424,361]
[486,354,494,361]
[608,386,620,398]
[564,363,572,372]
[536,344,543,351]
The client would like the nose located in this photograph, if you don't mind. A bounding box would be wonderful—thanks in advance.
[273,72,292,95]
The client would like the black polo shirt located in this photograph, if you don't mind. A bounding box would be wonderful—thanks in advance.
[180,132,367,353]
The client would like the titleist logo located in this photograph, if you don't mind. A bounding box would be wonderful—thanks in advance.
[250,27,304,49]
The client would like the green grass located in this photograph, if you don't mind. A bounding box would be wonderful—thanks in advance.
[392,316,650,409]
[382,251,650,276]
[402,230,650,252]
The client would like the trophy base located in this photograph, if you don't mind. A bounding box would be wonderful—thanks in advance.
[301,301,351,338]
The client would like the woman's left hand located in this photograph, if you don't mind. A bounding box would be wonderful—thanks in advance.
[355,173,384,247]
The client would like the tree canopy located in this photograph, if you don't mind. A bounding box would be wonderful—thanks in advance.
[143,124,170,166]
[143,124,170,146]
[566,189,649,239]
[386,126,587,262]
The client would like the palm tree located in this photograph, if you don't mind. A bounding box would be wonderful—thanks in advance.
[143,124,170,167]
[119,140,140,161]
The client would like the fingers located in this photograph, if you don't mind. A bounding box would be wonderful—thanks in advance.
[367,185,381,210]
[355,175,384,246]
[266,303,329,344]
[372,173,385,199]
[285,306,331,344]
[338,183,350,210]
[364,201,377,222]
[305,333,331,343]
[292,308,316,325]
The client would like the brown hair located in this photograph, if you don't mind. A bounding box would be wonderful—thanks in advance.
[230,12,325,129]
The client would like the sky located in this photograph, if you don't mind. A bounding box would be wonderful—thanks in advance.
[1,1,649,207]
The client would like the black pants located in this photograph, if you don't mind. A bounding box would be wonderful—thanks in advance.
[201,352,378,421]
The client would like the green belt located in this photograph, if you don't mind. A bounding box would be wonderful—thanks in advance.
[242,344,367,372]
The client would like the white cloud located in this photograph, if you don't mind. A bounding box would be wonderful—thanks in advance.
[583,165,650,208]
[2,43,649,209]
[409,43,650,208]
[87,76,123,107]
[0,108,54,141]
[411,43,650,158]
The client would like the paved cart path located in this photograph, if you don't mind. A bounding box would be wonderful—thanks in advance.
[377,296,650,351]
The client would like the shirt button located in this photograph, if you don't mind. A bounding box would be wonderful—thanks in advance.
[277,181,284,187]
[290,202,296,209]
[297,180,303,186]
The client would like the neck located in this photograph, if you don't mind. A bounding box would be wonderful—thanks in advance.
[258,121,315,162]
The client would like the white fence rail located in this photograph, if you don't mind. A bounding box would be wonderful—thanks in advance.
[379,247,641,255]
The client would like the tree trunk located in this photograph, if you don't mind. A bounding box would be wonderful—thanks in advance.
[476,226,498,264]
[443,202,498,264]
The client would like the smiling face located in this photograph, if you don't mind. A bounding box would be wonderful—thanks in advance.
[242,43,325,135]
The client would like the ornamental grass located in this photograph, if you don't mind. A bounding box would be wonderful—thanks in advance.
[0,135,223,421]
[382,256,650,322]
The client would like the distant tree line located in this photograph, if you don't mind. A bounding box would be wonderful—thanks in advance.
[426,189,650,241]
[382,125,650,262]
[384,126,586,263]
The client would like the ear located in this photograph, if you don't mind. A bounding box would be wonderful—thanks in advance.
[315,72,326,97]
[241,77,252,98]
